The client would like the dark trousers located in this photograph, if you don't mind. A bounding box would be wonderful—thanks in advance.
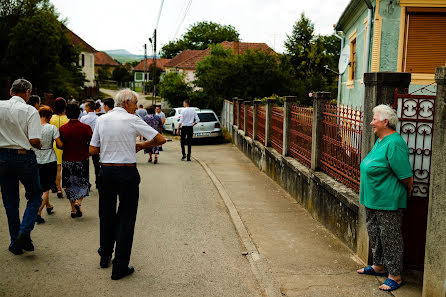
[180,126,194,156]
[97,166,140,272]
[0,149,42,244]
[366,208,404,275]
[92,154,100,186]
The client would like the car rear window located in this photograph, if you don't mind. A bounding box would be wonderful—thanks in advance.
[198,113,217,122]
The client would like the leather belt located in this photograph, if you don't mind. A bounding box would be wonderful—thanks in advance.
[101,163,136,167]
[0,148,31,154]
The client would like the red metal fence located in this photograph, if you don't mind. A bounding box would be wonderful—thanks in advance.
[247,105,253,138]
[233,100,238,125]
[240,103,245,131]
[321,104,363,192]
[270,107,284,153]
[289,105,313,168]
[256,106,266,145]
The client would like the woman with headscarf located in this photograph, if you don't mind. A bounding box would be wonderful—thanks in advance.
[35,106,63,224]
[357,104,413,292]
[142,106,163,164]
[49,97,69,198]
[59,103,93,218]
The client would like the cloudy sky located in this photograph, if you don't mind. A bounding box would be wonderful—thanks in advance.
[51,0,350,55]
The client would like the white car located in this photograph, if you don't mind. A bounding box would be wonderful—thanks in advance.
[193,109,222,139]
[164,107,200,133]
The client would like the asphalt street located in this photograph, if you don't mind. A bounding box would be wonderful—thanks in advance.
[0,140,262,297]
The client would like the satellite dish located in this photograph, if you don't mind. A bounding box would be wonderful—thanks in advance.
[338,44,350,74]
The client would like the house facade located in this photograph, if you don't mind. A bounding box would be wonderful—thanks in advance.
[133,58,171,83]
[336,0,446,107]
[94,51,120,77]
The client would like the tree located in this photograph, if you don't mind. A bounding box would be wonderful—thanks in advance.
[160,21,239,58]
[0,0,85,99]
[158,72,191,108]
[112,65,132,82]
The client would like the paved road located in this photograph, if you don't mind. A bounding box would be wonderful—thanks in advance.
[0,140,262,297]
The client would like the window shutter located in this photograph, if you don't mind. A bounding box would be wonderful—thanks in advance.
[404,12,446,74]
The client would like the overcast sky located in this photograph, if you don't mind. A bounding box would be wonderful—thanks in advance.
[51,0,350,55]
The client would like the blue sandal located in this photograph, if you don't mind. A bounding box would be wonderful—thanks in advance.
[380,278,404,292]
[358,266,388,277]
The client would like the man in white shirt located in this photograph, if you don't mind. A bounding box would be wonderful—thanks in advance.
[89,89,165,280]
[103,97,114,113]
[176,99,200,161]
[0,78,43,255]
[80,100,99,187]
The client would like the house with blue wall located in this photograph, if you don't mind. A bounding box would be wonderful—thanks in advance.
[335,0,446,107]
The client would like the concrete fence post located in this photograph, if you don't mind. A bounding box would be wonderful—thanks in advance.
[253,100,261,141]
[244,101,250,133]
[237,98,243,128]
[265,98,275,147]
[311,92,330,171]
[283,96,296,157]
[422,66,446,297]
[357,72,411,263]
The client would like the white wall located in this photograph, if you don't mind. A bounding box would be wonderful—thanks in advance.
[80,51,95,87]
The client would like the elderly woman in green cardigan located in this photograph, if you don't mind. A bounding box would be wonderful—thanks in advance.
[357,104,413,292]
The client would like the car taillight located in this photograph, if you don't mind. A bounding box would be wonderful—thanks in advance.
[215,123,221,128]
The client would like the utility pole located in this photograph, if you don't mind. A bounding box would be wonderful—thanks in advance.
[153,29,157,106]
[144,44,147,95]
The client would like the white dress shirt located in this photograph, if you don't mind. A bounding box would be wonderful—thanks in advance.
[0,96,41,150]
[179,107,200,127]
[80,112,98,131]
[90,107,159,163]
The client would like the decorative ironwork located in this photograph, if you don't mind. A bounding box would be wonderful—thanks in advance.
[321,104,363,192]
[240,103,245,131]
[256,107,266,145]
[289,105,313,168]
[247,105,253,138]
[393,90,436,199]
[271,106,284,153]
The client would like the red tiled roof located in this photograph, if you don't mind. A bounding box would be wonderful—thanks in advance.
[64,26,97,53]
[95,51,120,66]
[164,50,203,68]
[165,41,276,70]
[133,58,171,71]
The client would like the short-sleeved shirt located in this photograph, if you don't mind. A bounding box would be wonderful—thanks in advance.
[156,111,165,120]
[59,120,93,162]
[80,112,98,131]
[143,114,163,133]
[360,132,413,210]
[90,107,159,164]
[35,123,59,164]
[0,96,41,150]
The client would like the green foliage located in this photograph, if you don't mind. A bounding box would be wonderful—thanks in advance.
[283,13,340,103]
[158,72,192,108]
[0,0,85,98]
[112,65,133,82]
[160,21,239,58]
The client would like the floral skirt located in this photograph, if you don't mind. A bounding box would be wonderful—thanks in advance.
[62,159,90,202]
[144,146,159,155]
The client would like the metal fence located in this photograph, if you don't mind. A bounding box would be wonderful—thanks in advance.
[233,100,238,125]
[270,107,284,153]
[289,105,313,168]
[256,107,266,145]
[320,104,363,193]
[247,105,253,138]
[240,103,245,131]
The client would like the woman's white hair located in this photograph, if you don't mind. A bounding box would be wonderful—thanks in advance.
[372,104,398,130]
[114,89,138,107]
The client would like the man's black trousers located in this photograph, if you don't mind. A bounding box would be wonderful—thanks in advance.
[180,126,194,156]
[97,165,140,273]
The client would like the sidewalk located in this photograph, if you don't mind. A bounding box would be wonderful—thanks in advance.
[193,143,422,297]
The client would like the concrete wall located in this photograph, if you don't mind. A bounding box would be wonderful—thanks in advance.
[232,126,360,251]
[80,51,95,87]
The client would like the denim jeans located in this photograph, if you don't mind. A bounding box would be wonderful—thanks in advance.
[0,149,42,244]
[97,166,140,272]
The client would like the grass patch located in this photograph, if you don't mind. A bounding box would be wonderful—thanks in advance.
[222,128,232,143]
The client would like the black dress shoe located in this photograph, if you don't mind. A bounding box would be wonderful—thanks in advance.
[111,266,135,280]
[36,215,45,224]
[9,244,23,255]
[181,155,186,160]
[100,256,111,268]
[15,234,34,251]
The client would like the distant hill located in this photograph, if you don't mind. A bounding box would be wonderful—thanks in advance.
[103,49,146,64]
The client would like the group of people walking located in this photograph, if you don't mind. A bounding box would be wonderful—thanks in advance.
[0,79,165,280]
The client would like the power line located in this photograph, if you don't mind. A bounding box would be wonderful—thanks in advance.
[173,0,192,39]
[173,0,189,37]
[154,0,165,30]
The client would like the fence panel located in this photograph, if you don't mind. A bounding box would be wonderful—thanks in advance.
[247,105,253,138]
[321,104,363,192]
[256,107,266,145]
[270,107,284,153]
[233,100,238,125]
[289,105,313,168]
[240,103,245,131]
